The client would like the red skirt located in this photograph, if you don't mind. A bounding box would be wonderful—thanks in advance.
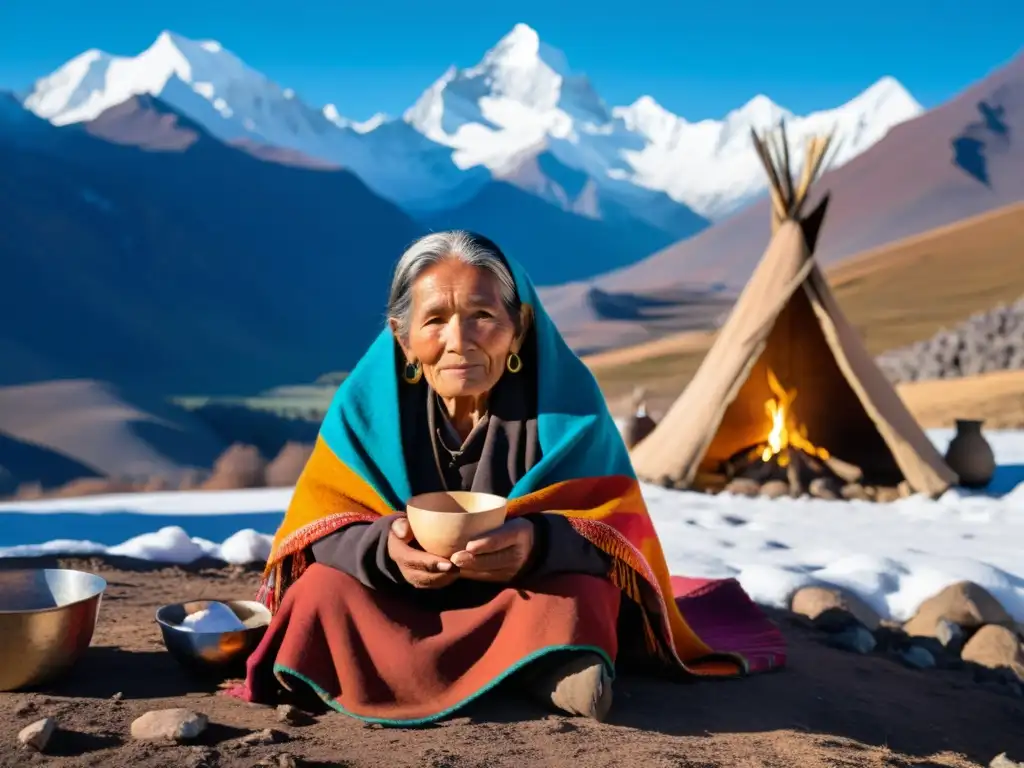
[237,563,622,725]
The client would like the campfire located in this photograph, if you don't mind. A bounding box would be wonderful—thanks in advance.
[702,369,909,502]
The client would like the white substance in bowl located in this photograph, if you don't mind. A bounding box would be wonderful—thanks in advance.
[178,601,247,633]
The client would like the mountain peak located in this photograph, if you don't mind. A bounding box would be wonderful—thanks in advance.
[140,30,245,78]
[151,30,225,55]
[479,23,569,77]
[23,29,270,128]
[153,29,184,47]
[612,95,686,141]
[725,93,789,128]
[616,95,674,121]
[491,23,540,58]
[846,75,921,113]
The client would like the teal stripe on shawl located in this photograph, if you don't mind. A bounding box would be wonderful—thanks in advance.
[318,254,636,509]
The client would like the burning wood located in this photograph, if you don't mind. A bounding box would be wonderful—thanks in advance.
[707,368,898,502]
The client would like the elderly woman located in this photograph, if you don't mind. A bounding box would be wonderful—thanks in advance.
[236,232,783,726]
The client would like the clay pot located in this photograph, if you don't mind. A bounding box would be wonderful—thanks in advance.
[943,419,996,489]
[622,387,657,450]
[623,410,657,450]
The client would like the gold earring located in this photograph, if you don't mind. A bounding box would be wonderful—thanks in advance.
[402,361,422,384]
[506,352,522,374]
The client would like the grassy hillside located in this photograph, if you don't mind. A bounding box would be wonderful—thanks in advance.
[589,202,1024,415]
[896,369,1024,429]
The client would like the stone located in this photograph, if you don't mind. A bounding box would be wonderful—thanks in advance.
[808,477,839,500]
[872,623,909,654]
[899,646,937,670]
[935,618,966,652]
[991,753,1024,768]
[908,635,960,666]
[904,582,1014,637]
[18,718,56,752]
[183,746,215,768]
[256,755,299,768]
[874,486,901,503]
[876,298,1024,385]
[724,477,760,497]
[275,704,311,726]
[961,625,1024,681]
[241,728,288,746]
[840,483,870,501]
[790,585,882,632]
[131,708,208,742]
[759,480,790,499]
[826,625,877,655]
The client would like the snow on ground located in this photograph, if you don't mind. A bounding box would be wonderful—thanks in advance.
[2,430,1023,621]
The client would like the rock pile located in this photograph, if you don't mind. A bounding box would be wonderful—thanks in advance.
[789,580,1024,698]
[877,297,1024,384]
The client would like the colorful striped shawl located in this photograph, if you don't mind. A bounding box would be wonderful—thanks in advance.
[260,256,751,676]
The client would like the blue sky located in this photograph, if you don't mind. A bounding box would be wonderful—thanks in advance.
[0,0,1020,121]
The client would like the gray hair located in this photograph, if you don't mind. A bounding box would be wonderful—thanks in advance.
[387,230,520,340]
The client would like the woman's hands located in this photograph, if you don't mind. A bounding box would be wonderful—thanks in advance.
[387,516,537,588]
[388,517,460,589]
[450,517,535,583]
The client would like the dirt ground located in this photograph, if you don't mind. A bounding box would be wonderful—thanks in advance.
[1,558,1023,768]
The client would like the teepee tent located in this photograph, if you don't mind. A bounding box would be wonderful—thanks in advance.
[629,123,956,499]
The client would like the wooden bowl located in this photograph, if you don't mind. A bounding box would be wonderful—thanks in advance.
[405,491,508,558]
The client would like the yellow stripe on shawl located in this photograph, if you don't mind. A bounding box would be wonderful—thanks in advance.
[259,436,388,610]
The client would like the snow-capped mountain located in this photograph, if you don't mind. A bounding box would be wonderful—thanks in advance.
[23,25,924,220]
[23,31,485,212]
[405,24,924,218]
[608,78,923,217]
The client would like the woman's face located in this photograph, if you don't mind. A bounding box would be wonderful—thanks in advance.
[394,258,522,400]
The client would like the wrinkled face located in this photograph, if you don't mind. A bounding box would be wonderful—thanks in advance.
[394,258,521,399]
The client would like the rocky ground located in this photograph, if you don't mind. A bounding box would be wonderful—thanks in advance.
[878,296,1024,384]
[1,558,1023,767]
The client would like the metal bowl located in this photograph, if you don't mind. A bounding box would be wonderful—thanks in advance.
[156,599,271,676]
[0,568,107,692]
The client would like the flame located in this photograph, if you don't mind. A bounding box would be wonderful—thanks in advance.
[759,368,830,465]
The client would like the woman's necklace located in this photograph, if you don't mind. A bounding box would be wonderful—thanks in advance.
[432,393,486,471]
[435,426,465,464]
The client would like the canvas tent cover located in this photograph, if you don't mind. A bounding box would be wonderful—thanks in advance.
[629,126,957,498]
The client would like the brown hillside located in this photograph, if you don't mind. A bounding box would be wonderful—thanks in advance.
[897,369,1024,430]
[590,202,1024,416]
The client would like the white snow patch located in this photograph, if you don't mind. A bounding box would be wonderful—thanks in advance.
[2,430,1021,621]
